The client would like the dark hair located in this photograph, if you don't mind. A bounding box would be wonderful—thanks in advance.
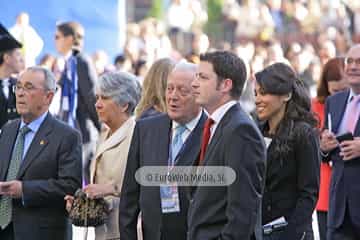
[200,51,247,99]
[134,59,147,76]
[114,54,126,65]
[56,21,84,47]
[255,62,318,131]
[316,57,344,103]
[0,49,14,65]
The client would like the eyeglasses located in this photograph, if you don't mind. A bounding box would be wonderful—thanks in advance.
[345,57,360,65]
[14,82,46,93]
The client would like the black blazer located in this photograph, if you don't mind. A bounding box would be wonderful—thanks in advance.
[187,104,266,240]
[324,90,360,229]
[75,51,101,142]
[0,114,82,240]
[260,121,320,239]
[119,112,206,240]
[0,77,19,129]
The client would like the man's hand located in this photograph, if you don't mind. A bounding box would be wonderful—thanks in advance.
[320,130,338,152]
[0,180,23,198]
[340,137,360,161]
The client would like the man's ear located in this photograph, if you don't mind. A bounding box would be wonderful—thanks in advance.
[221,78,233,93]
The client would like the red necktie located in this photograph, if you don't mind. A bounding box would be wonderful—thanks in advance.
[199,118,215,165]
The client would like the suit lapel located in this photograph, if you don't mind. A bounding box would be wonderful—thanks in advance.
[0,120,20,181]
[151,116,171,166]
[17,115,53,178]
[94,119,134,160]
[354,116,360,136]
[202,104,238,165]
[332,91,350,134]
[90,119,134,181]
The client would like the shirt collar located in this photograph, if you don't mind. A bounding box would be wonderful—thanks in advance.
[1,78,9,86]
[209,100,237,124]
[172,110,203,132]
[348,89,356,103]
[20,111,48,133]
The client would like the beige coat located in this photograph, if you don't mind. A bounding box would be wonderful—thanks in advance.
[90,117,135,240]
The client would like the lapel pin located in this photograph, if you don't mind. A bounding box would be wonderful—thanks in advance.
[40,140,45,145]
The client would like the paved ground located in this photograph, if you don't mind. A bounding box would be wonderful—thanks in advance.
[71,212,320,240]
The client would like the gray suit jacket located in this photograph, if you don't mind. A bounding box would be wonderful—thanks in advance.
[187,104,266,240]
[0,113,82,240]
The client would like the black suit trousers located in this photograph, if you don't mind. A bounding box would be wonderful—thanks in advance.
[0,223,14,240]
[327,204,360,240]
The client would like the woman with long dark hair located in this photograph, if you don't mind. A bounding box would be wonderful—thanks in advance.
[255,62,320,240]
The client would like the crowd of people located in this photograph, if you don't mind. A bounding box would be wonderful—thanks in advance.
[0,1,360,240]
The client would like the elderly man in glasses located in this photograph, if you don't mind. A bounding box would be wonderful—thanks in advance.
[0,66,82,240]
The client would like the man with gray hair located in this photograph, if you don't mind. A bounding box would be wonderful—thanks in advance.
[0,66,82,240]
[120,61,206,240]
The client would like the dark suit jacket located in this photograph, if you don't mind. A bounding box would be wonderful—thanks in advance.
[74,51,101,143]
[0,113,82,240]
[260,121,320,239]
[119,112,206,240]
[324,90,360,229]
[59,50,100,144]
[0,78,19,129]
[187,104,266,240]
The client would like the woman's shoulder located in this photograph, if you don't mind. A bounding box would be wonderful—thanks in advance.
[292,120,318,139]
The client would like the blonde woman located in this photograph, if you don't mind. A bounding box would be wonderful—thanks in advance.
[135,58,175,119]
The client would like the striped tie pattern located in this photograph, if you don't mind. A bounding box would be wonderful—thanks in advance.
[171,125,187,163]
[0,125,31,229]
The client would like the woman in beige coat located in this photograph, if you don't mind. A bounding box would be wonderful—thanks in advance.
[66,71,141,240]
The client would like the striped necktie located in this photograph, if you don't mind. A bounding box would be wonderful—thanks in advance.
[0,125,31,229]
[171,125,187,164]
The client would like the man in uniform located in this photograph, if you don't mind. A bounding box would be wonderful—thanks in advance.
[0,23,24,129]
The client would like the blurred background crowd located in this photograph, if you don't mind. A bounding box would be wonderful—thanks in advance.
[2,1,360,239]
[2,0,360,112]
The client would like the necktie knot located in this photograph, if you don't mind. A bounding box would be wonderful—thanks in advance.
[19,125,31,136]
[204,118,215,129]
[171,125,187,162]
[174,125,187,139]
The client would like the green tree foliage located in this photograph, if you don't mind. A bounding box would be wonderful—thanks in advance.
[148,0,164,20]
[205,0,224,41]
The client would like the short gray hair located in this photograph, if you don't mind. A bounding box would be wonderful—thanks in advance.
[172,60,197,74]
[26,66,57,91]
[96,71,141,115]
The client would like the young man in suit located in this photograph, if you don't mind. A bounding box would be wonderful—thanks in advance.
[321,44,360,240]
[0,67,82,240]
[119,62,206,240]
[0,23,24,129]
[55,21,100,184]
[189,51,266,240]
